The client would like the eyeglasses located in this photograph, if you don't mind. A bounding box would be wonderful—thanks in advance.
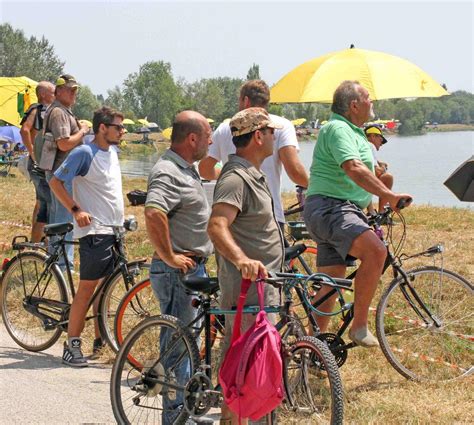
[105,124,126,131]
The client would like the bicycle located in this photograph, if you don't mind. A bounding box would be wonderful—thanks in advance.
[110,274,345,425]
[0,216,149,352]
[284,202,473,382]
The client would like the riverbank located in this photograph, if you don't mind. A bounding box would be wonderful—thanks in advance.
[0,173,472,423]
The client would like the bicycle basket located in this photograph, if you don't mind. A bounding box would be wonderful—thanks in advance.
[287,221,310,241]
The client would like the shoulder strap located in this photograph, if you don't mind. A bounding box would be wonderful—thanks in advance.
[230,277,265,343]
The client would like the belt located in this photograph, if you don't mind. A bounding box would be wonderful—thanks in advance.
[153,254,207,265]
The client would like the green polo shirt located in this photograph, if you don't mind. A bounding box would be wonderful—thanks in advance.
[307,113,374,209]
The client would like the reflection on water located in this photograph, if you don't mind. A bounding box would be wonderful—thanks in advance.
[120,132,473,208]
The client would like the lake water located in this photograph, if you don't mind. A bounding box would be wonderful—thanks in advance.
[120,131,474,209]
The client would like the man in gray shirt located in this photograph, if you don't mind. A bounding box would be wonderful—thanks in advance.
[144,110,213,425]
[208,107,285,425]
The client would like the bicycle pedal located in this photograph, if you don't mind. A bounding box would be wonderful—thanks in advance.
[43,318,56,330]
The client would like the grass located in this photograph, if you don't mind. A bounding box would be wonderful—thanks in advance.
[0,172,472,423]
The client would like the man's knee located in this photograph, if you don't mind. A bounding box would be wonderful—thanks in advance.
[350,230,386,263]
[380,173,393,189]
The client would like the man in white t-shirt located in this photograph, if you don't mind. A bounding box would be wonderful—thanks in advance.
[199,79,308,227]
[50,106,125,367]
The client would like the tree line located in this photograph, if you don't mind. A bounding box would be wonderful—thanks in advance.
[1,24,473,134]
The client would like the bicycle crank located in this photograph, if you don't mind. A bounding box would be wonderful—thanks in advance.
[316,333,348,368]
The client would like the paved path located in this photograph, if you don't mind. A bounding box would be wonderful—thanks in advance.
[0,321,116,424]
[0,321,220,424]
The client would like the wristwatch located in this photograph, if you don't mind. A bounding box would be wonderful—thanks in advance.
[71,205,81,213]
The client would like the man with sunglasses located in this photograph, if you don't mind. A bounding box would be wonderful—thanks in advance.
[44,74,89,270]
[50,107,125,367]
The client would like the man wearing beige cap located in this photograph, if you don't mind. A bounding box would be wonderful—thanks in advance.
[43,74,89,269]
[208,107,285,425]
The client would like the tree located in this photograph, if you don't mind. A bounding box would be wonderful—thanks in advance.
[105,86,136,118]
[246,64,260,80]
[0,23,64,81]
[182,79,226,121]
[122,61,182,128]
[72,86,101,120]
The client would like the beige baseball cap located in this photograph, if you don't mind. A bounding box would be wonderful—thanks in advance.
[229,107,282,137]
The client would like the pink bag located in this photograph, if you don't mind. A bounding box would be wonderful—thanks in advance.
[219,277,284,421]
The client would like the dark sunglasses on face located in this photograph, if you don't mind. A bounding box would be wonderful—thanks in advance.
[105,123,125,131]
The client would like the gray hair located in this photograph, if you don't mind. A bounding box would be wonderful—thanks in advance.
[331,80,362,115]
[36,81,55,98]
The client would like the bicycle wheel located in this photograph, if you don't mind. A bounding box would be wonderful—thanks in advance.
[282,336,344,424]
[376,266,473,381]
[97,260,149,352]
[110,314,200,425]
[1,251,68,351]
[288,245,318,274]
[114,278,160,351]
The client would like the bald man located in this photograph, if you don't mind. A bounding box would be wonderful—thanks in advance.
[144,111,214,424]
[19,81,55,241]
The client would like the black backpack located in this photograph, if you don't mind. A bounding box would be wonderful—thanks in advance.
[126,190,147,206]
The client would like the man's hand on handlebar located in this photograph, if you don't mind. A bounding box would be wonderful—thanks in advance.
[387,194,413,212]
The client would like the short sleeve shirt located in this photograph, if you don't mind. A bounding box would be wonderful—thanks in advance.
[145,149,213,257]
[44,100,81,171]
[207,114,299,223]
[213,154,284,290]
[54,143,124,239]
[307,113,374,209]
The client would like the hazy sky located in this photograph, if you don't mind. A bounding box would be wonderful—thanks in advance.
[1,0,472,97]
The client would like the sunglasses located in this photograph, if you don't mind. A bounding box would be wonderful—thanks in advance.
[105,123,125,131]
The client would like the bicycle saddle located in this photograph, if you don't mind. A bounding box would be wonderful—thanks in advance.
[284,244,307,262]
[181,276,219,294]
[43,222,73,236]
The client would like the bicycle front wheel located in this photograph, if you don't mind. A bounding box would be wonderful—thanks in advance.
[282,336,344,425]
[376,266,473,381]
[114,278,160,351]
[1,251,68,351]
[97,260,149,352]
[110,314,200,425]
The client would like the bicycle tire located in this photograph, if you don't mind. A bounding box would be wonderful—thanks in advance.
[282,335,344,424]
[1,251,68,351]
[110,314,200,425]
[97,260,149,352]
[288,245,318,274]
[376,266,473,381]
[113,278,160,350]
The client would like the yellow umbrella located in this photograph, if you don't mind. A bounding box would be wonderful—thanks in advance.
[0,76,38,127]
[122,118,135,125]
[137,118,149,126]
[206,118,215,123]
[291,118,307,126]
[79,119,93,128]
[162,127,173,140]
[271,47,449,103]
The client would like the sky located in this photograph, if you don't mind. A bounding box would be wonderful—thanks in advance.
[1,0,473,97]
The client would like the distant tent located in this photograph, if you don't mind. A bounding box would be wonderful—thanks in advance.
[0,76,38,127]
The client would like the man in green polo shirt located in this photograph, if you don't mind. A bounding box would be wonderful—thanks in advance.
[304,80,412,347]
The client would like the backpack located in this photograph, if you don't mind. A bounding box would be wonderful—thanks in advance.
[219,277,284,421]
[126,189,147,206]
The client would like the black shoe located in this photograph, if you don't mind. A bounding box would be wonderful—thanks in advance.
[62,338,88,368]
[89,337,105,360]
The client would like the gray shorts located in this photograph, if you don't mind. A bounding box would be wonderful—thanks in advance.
[79,234,116,280]
[304,195,370,267]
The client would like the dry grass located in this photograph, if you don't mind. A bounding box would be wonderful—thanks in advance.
[0,173,472,423]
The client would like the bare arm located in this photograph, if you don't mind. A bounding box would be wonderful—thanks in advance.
[207,203,267,280]
[198,156,220,180]
[48,176,91,227]
[144,207,195,272]
[19,110,37,160]
[56,123,89,152]
[342,159,411,210]
[279,145,309,188]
